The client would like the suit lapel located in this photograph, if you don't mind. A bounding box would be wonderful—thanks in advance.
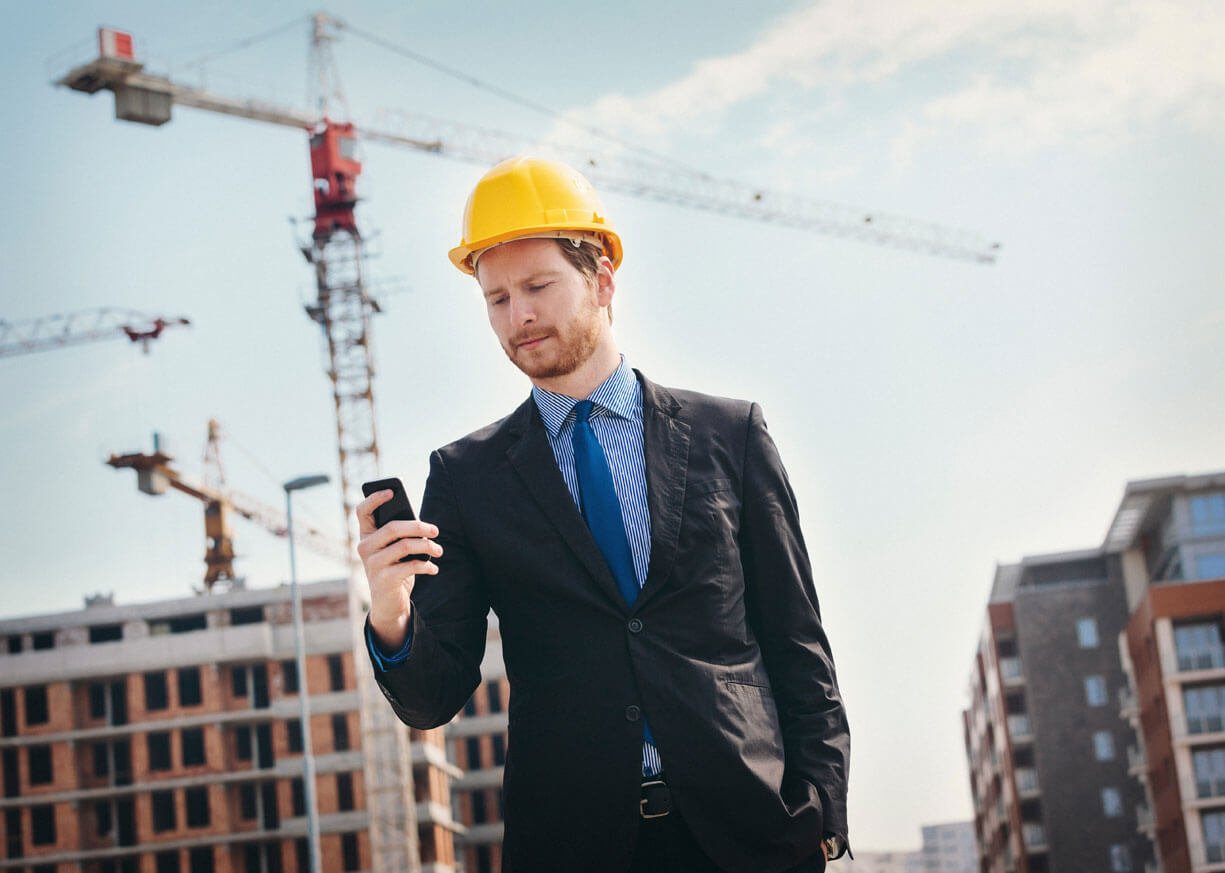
[504,397,627,612]
[635,372,691,610]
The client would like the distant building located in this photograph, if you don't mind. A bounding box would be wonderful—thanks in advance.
[841,849,925,873]
[448,619,508,873]
[1111,475,1225,873]
[965,470,1225,873]
[838,820,975,873]
[919,820,977,872]
[0,578,461,873]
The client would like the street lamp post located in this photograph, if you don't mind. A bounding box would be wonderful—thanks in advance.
[284,473,330,873]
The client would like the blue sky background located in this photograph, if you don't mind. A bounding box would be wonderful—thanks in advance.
[4,0,1224,852]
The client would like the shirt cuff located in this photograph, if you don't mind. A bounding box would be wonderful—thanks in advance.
[365,617,414,671]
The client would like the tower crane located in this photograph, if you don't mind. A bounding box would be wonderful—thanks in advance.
[0,307,190,358]
[55,17,1002,566]
[106,421,350,591]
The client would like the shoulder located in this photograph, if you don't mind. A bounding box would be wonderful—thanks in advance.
[432,395,536,467]
[637,370,757,427]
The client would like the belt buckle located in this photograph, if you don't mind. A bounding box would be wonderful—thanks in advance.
[640,779,671,819]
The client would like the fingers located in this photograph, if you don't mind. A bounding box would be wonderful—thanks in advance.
[355,489,393,536]
[368,535,443,573]
[356,517,441,560]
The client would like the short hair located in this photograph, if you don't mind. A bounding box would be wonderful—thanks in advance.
[556,239,613,324]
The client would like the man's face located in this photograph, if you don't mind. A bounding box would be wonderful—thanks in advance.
[476,238,610,382]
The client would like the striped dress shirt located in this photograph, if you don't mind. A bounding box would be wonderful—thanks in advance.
[532,355,662,778]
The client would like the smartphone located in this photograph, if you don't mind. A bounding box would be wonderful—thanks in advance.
[361,477,430,563]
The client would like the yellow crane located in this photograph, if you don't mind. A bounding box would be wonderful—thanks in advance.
[106,420,349,591]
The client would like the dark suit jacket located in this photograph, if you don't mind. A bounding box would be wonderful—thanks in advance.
[368,370,850,873]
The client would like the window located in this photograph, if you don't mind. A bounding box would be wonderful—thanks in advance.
[31,804,56,844]
[492,734,506,766]
[1101,787,1123,816]
[1109,844,1132,872]
[177,667,202,707]
[463,696,477,717]
[145,672,168,711]
[472,790,487,823]
[1175,621,1225,670]
[147,732,172,771]
[1206,808,1225,862]
[1185,684,1225,734]
[89,624,123,644]
[328,654,345,691]
[1194,747,1225,797]
[88,682,107,719]
[7,636,22,654]
[181,728,205,766]
[185,787,209,827]
[93,742,110,777]
[466,737,482,769]
[239,783,257,820]
[291,777,305,816]
[476,846,493,873]
[168,614,207,634]
[332,713,350,751]
[487,682,503,713]
[189,847,215,873]
[282,660,299,694]
[287,719,303,754]
[1076,618,1100,648]
[25,686,49,725]
[231,666,248,697]
[1093,731,1116,761]
[1191,492,1225,535]
[95,799,112,837]
[32,631,54,650]
[342,832,360,871]
[1198,553,1225,581]
[152,789,176,831]
[235,726,252,761]
[1085,676,1108,706]
[28,744,53,784]
[230,606,263,626]
[156,850,181,873]
[337,772,354,811]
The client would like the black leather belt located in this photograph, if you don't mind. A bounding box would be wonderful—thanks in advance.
[640,777,672,819]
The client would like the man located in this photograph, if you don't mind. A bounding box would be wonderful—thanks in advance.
[357,156,850,873]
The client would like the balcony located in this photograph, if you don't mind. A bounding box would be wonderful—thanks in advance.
[1119,686,1138,718]
[1136,803,1155,835]
[1178,648,1225,672]
[1007,714,1033,741]
[1022,822,1048,852]
[1128,744,1147,776]
[1015,768,1040,797]
[999,657,1024,685]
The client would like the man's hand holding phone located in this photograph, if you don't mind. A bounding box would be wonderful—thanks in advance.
[357,478,443,654]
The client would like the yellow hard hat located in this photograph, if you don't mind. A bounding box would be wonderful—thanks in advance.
[448,156,623,275]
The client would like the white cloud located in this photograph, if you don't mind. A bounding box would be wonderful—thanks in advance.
[557,0,1225,160]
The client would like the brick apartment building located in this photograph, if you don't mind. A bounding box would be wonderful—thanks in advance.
[0,578,460,873]
[965,469,1225,873]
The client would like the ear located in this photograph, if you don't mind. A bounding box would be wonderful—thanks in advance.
[594,256,616,308]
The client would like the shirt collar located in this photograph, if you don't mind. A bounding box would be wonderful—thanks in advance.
[532,355,641,438]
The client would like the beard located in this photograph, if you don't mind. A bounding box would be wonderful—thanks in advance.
[503,298,604,380]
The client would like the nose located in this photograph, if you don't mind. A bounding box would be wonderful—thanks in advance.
[509,294,536,326]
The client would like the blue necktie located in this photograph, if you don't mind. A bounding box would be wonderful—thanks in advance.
[572,400,640,608]
[571,400,660,762]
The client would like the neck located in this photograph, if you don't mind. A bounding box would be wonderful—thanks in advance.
[531,341,622,399]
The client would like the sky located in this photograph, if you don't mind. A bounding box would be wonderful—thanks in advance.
[5,0,1225,853]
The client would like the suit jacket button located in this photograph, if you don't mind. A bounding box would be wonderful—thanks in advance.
[628,618,643,633]
[625,705,641,722]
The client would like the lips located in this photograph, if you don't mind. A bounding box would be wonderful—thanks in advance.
[516,335,549,350]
